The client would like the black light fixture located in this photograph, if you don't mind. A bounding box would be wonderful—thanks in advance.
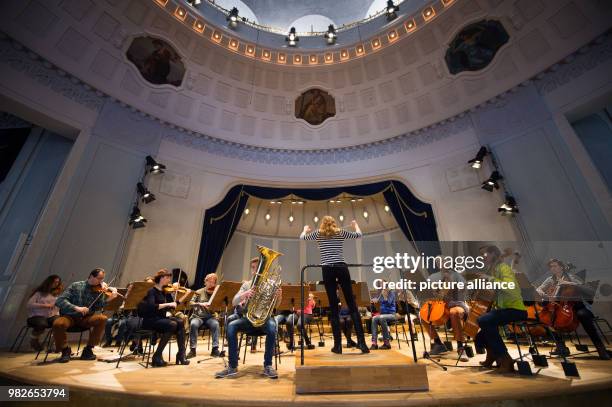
[129,206,147,229]
[468,146,488,169]
[227,7,239,28]
[145,155,166,174]
[481,171,503,192]
[286,27,299,47]
[386,1,399,21]
[137,182,156,204]
[187,0,201,6]
[498,195,519,215]
[325,24,337,45]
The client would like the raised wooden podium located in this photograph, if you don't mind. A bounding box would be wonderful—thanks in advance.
[295,348,429,394]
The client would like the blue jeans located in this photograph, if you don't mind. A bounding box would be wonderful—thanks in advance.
[226,316,276,368]
[189,316,219,349]
[476,308,527,357]
[371,314,396,342]
[286,313,313,346]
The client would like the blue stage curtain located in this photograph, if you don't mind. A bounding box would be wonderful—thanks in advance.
[194,180,440,287]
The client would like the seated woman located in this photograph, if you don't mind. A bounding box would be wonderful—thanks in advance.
[370,287,397,350]
[286,292,316,350]
[26,275,62,351]
[138,269,191,367]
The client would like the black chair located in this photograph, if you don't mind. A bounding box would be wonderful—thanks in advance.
[238,331,281,369]
[10,324,32,353]
[116,328,156,368]
[39,326,90,363]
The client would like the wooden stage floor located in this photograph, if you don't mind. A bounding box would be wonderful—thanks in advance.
[0,337,611,407]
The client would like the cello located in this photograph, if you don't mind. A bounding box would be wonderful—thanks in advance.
[419,300,449,326]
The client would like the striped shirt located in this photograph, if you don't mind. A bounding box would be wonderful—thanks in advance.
[301,230,362,265]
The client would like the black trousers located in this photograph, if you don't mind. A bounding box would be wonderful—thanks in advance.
[322,263,364,345]
[27,316,58,336]
[574,302,602,346]
[142,317,186,354]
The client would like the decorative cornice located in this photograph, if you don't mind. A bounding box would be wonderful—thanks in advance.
[534,33,612,95]
[0,37,105,112]
[163,114,470,165]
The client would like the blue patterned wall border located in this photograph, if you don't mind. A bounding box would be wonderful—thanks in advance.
[1,31,610,165]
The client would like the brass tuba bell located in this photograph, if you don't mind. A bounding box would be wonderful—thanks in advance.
[245,245,283,327]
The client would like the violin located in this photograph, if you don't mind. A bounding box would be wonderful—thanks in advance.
[91,284,123,298]
[162,284,189,295]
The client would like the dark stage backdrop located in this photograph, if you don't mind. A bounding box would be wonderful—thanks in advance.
[193,180,440,288]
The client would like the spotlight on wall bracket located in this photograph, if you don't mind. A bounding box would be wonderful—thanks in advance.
[187,0,201,6]
[325,25,337,45]
[137,182,156,204]
[386,1,399,21]
[129,206,147,229]
[145,156,166,174]
[481,171,503,192]
[286,27,299,47]
[468,147,488,169]
[227,7,239,28]
[498,195,519,216]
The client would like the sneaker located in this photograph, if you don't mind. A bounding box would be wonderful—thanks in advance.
[429,343,448,355]
[380,342,391,350]
[30,338,43,352]
[58,347,72,363]
[306,344,315,350]
[370,343,378,350]
[80,346,96,361]
[215,366,238,378]
[186,349,197,359]
[210,347,221,357]
[346,339,357,348]
[262,365,278,379]
[457,347,470,362]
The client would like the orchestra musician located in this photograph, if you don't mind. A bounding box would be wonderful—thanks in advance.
[53,268,118,363]
[475,246,527,373]
[26,275,62,352]
[215,257,282,379]
[300,217,369,354]
[537,259,610,360]
[286,292,316,351]
[138,269,192,367]
[421,268,470,361]
[187,273,222,358]
[370,285,397,350]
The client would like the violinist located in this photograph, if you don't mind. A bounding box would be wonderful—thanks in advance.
[475,246,526,373]
[537,259,609,360]
[53,268,118,363]
[26,275,62,351]
[421,268,470,361]
[138,269,192,367]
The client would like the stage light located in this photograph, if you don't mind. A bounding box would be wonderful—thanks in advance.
[498,196,519,215]
[325,25,337,45]
[286,27,299,47]
[339,213,344,222]
[227,7,239,28]
[481,171,503,192]
[297,201,304,205]
[468,147,488,169]
[244,207,250,215]
[145,155,166,174]
[129,206,147,229]
[386,1,399,21]
[384,205,390,212]
[137,182,156,204]
[313,215,319,223]
[187,0,201,5]
[363,209,369,219]
[288,214,295,223]
[265,212,271,221]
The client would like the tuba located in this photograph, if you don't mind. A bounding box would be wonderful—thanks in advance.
[245,245,283,327]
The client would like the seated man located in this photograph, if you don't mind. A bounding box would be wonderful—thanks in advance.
[215,257,282,379]
[53,268,118,363]
[187,273,222,358]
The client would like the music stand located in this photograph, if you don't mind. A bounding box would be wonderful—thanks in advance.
[197,281,242,364]
[123,282,154,310]
[175,291,195,312]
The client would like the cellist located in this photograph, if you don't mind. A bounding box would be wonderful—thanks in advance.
[420,267,470,361]
[537,259,609,360]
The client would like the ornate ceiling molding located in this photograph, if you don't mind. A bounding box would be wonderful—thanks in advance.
[1,30,610,164]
